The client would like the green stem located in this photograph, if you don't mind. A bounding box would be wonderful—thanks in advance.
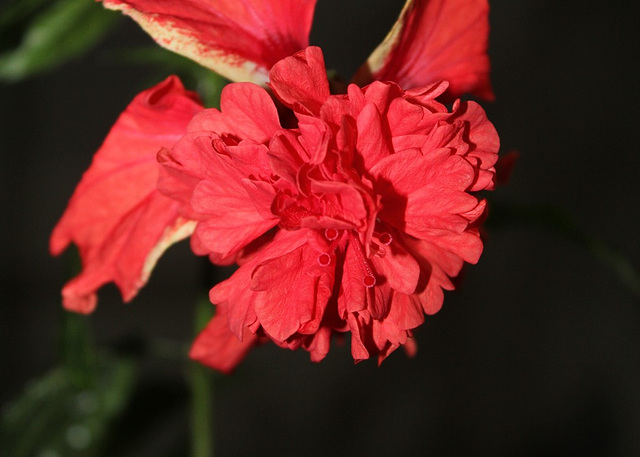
[60,310,96,388]
[60,249,97,389]
[190,297,216,457]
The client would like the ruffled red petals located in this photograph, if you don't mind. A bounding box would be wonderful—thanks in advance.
[163,47,499,370]
[50,76,203,312]
[101,0,317,84]
[353,0,493,100]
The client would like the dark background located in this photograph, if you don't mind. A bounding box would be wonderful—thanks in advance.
[2,0,640,455]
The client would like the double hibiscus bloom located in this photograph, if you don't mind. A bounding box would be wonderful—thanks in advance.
[51,0,499,372]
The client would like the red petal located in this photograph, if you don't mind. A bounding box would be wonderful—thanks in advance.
[251,240,335,342]
[371,150,479,239]
[101,0,317,84]
[268,47,330,115]
[355,103,393,171]
[190,305,258,373]
[353,0,493,100]
[50,76,203,312]
[402,232,480,315]
[370,235,421,295]
[210,229,308,339]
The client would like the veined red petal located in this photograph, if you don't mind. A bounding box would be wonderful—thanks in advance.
[190,304,259,373]
[50,76,203,312]
[251,239,334,342]
[268,47,330,115]
[210,229,309,339]
[101,0,317,85]
[353,0,493,100]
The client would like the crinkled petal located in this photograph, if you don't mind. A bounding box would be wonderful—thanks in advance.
[356,102,393,171]
[50,76,202,312]
[159,130,278,259]
[101,0,317,85]
[190,305,259,373]
[269,46,330,115]
[210,229,308,338]
[370,233,421,295]
[447,100,500,191]
[191,179,277,259]
[188,83,282,143]
[353,0,493,100]
[251,236,335,342]
[371,149,479,239]
[402,231,481,315]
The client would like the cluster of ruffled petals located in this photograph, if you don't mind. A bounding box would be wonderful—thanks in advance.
[158,47,499,371]
[50,0,499,370]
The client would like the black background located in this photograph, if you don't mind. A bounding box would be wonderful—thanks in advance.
[2,1,640,455]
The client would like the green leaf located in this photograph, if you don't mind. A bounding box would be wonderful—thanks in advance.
[0,356,137,457]
[0,0,119,82]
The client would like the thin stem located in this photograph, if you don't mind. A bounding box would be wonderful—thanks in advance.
[60,310,96,389]
[189,296,215,457]
[60,250,97,389]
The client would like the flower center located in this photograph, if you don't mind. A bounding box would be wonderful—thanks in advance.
[276,203,314,230]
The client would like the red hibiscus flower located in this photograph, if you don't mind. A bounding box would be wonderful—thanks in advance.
[52,0,494,314]
[159,47,499,371]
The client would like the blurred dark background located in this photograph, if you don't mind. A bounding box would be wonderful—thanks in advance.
[2,0,640,456]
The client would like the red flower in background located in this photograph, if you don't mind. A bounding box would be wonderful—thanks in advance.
[353,0,493,101]
[160,47,499,371]
[50,77,202,312]
[100,0,317,85]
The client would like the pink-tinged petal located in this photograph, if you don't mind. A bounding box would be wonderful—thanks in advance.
[338,242,368,319]
[302,327,333,362]
[251,238,335,342]
[356,103,393,171]
[370,233,421,295]
[101,0,317,85]
[296,113,330,165]
[191,178,277,259]
[361,81,404,115]
[190,305,259,373]
[208,262,259,340]
[366,280,393,321]
[402,232,481,315]
[386,95,447,137]
[447,100,500,191]
[347,313,371,362]
[269,47,330,115]
[353,0,493,100]
[160,130,278,259]
[372,149,479,239]
[210,229,309,338]
[51,76,203,312]
[187,83,282,143]
[388,293,425,332]
[217,83,282,142]
[307,180,369,230]
[268,130,306,186]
